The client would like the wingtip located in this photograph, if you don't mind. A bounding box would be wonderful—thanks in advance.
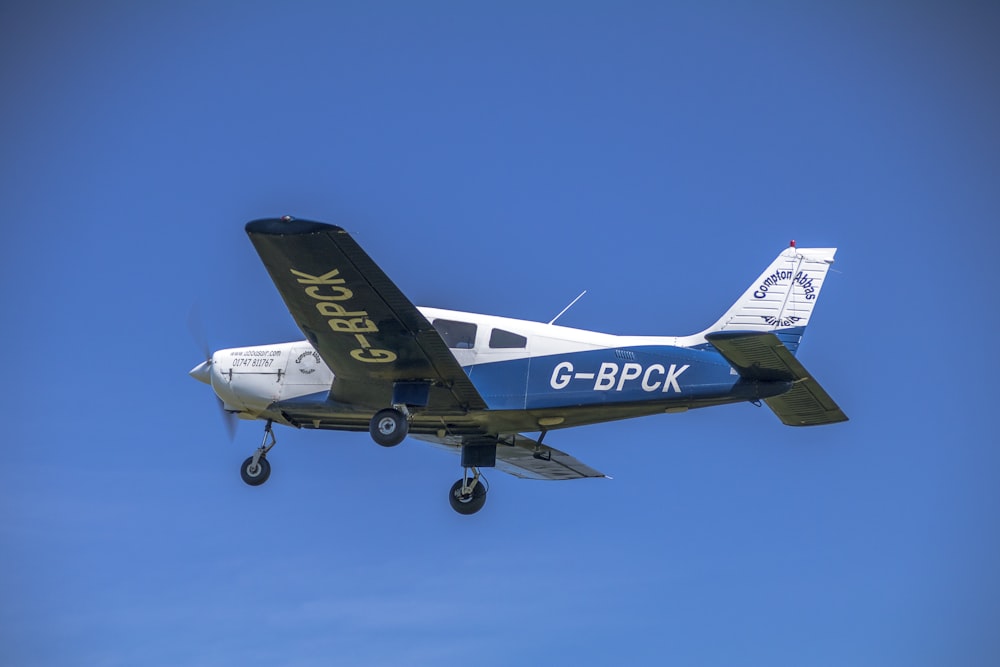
[245,217,345,236]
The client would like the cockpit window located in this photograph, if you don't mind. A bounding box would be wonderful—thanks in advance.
[433,319,477,349]
[489,328,527,349]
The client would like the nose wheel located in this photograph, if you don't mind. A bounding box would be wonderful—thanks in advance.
[449,468,487,515]
[240,420,276,486]
[240,455,271,486]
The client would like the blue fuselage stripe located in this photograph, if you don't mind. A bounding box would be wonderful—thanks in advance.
[466,345,744,410]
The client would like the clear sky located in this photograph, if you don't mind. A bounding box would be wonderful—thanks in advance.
[2,2,999,666]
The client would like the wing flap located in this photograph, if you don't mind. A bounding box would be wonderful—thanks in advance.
[413,433,606,480]
[706,331,848,426]
[495,434,607,480]
[246,218,486,410]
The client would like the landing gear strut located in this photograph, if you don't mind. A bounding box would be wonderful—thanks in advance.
[240,419,276,486]
[449,468,487,515]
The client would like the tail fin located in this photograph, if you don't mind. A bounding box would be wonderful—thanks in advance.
[698,244,838,354]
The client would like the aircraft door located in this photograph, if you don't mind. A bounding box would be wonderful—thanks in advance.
[470,326,530,409]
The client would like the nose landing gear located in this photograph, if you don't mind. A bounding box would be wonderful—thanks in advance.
[240,419,276,486]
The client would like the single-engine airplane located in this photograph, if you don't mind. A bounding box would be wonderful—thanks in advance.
[190,217,847,515]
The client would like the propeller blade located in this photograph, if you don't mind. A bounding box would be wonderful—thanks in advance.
[189,303,238,440]
[217,396,238,441]
[187,304,211,362]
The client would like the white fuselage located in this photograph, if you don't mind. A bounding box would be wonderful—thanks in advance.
[198,306,710,419]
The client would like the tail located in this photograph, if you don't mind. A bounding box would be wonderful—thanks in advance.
[698,243,838,354]
[698,243,848,426]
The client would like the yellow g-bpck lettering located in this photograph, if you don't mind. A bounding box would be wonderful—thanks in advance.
[350,348,397,363]
[329,318,378,334]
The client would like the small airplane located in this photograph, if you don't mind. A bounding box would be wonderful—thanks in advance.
[190,217,847,515]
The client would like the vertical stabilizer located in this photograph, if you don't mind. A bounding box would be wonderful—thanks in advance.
[698,245,837,354]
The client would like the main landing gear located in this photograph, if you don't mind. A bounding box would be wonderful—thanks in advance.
[449,468,488,515]
[368,382,428,447]
[369,407,409,447]
[240,419,276,486]
[447,441,495,515]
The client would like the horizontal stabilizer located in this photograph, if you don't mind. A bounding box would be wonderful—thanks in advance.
[706,331,848,426]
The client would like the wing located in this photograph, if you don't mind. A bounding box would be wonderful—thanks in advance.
[705,331,848,426]
[246,217,487,411]
[413,433,607,480]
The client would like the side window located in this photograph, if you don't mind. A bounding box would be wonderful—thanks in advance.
[489,328,527,349]
[433,319,477,349]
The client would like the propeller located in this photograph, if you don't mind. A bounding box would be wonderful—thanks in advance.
[188,304,238,440]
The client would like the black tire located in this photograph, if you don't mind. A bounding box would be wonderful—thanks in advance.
[369,408,408,447]
[240,456,271,486]
[449,478,487,515]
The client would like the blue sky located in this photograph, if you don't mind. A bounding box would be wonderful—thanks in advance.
[2,2,999,665]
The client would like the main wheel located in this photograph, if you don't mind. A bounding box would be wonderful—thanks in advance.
[449,478,487,515]
[369,408,408,447]
[240,456,271,486]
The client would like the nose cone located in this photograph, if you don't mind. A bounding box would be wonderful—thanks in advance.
[189,360,212,385]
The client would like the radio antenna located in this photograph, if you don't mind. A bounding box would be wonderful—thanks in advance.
[548,290,587,325]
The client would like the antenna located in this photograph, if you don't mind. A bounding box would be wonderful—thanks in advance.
[548,290,587,325]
